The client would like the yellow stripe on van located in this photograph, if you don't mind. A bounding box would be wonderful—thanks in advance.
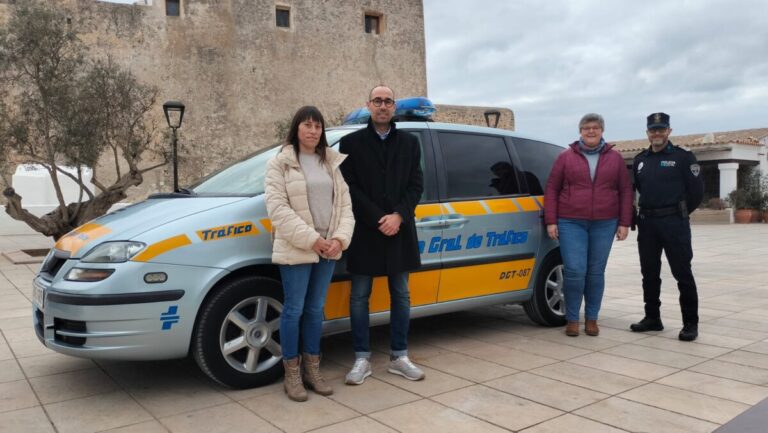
[260,218,272,233]
[514,197,541,212]
[534,196,545,207]
[437,258,536,302]
[484,198,519,214]
[447,200,488,216]
[415,203,442,219]
[54,223,112,255]
[324,270,440,320]
[132,235,192,262]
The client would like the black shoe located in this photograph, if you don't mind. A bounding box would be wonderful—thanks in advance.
[630,317,664,332]
[679,323,698,341]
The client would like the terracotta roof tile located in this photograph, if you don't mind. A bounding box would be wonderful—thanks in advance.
[612,127,768,154]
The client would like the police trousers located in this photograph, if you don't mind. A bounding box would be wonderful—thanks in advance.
[637,214,699,324]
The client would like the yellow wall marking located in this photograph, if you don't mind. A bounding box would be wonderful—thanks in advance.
[54,223,112,255]
[534,196,544,207]
[132,235,192,262]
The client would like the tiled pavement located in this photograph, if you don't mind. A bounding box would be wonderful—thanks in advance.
[1,224,768,432]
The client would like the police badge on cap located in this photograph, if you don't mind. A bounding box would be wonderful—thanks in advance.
[647,112,670,129]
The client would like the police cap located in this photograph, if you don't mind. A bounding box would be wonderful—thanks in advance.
[647,112,670,129]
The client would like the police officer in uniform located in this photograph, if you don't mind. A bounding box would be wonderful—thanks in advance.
[630,113,704,341]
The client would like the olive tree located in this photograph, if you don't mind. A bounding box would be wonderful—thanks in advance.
[0,3,165,240]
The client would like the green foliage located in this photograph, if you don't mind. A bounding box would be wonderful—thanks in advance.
[727,169,768,210]
[0,2,161,239]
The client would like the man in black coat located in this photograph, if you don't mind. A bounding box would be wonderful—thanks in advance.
[339,85,425,384]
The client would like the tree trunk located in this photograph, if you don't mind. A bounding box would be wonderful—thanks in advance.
[3,170,143,240]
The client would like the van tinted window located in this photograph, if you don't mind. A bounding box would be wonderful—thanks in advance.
[439,132,521,199]
[512,138,564,195]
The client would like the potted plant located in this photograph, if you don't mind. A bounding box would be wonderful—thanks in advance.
[728,170,766,223]
[727,189,756,223]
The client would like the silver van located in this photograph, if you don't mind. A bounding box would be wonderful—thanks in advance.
[33,120,565,388]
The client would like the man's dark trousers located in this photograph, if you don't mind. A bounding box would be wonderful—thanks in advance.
[637,214,699,324]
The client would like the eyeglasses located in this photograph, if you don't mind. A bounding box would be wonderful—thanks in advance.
[580,126,602,131]
[647,128,669,134]
[370,98,395,108]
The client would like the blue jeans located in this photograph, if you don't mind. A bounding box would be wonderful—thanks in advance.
[350,272,410,359]
[557,218,618,322]
[278,259,336,360]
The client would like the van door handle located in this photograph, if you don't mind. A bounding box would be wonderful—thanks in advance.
[442,217,468,227]
[415,220,445,228]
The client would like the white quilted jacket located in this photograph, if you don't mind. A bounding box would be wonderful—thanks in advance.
[264,145,355,265]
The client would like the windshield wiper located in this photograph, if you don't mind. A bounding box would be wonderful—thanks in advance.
[147,187,197,199]
[177,187,197,196]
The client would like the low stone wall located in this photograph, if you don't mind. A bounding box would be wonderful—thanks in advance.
[434,104,515,130]
[690,209,732,224]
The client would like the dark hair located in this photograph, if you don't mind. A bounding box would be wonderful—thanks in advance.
[285,106,328,162]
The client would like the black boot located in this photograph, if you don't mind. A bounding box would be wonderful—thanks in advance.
[679,323,698,341]
[630,317,664,332]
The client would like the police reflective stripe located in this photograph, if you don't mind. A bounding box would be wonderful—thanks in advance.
[54,223,112,255]
[415,203,442,219]
[133,235,192,262]
[439,196,543,217]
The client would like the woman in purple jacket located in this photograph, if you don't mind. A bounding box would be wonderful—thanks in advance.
[544,113,633,337]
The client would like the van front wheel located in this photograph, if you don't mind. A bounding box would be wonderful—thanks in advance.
[523,252,566,326]
[193,276,284,389]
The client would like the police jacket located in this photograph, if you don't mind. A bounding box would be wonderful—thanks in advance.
[632,141,704,213]
[544,142,633,226]
[339,120,423,276]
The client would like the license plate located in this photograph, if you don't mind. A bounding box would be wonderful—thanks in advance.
[33,280,45,311]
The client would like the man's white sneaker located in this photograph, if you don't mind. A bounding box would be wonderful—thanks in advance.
[388,356,425,381]
[345,357,372,385]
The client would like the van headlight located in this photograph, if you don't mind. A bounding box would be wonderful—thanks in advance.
[81,241,146,263]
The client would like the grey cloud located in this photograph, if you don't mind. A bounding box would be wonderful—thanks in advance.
[425,0,768,143]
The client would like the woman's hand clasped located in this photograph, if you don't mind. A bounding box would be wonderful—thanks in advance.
[312,237,342,258]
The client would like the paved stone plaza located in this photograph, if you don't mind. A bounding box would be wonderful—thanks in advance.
[1,224,767,432]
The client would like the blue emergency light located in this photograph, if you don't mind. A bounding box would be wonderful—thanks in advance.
[343,97,436,125]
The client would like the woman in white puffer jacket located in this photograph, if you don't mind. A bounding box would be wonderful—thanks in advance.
[264,106,354,402]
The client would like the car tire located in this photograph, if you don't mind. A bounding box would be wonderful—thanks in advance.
[523,251,566,326]
[193,275,285,389]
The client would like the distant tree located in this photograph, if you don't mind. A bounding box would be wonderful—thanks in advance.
[0,3,164,240]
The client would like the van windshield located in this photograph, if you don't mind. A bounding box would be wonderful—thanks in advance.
[190,129,356,196]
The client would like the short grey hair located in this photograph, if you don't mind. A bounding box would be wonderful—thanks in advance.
[579,113,605,130]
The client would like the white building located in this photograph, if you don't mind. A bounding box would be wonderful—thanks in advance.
[614,128,768,201]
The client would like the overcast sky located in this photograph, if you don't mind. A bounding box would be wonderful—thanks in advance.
[423,0,768,145]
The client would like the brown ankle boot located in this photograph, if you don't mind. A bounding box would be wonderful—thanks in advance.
[585,319,599,336]
[302,353,333,396]
[565,321,579,337]
[283,357,308,402]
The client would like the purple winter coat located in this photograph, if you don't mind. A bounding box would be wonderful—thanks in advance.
[544,142,633,227]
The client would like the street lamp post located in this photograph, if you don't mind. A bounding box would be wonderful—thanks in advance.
[162,101,185,192]
[484,109,501,128]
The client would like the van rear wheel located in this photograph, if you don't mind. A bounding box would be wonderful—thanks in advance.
[523,252,566,326]
[193,276,284,389]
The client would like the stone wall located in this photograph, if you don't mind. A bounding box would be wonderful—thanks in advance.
[434,104,515,130]
[0,0,427,199]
